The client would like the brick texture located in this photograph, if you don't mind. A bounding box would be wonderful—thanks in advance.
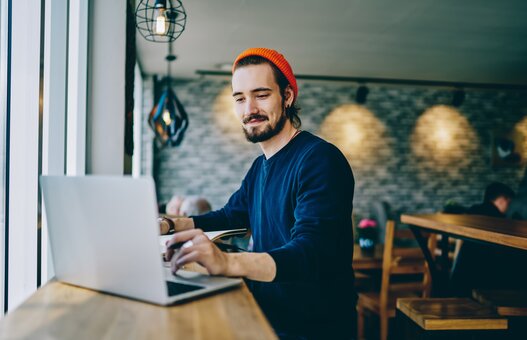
[140,77,527,218]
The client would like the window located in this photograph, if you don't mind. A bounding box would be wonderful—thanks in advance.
[0,0,8,315]
[1,0,88,313]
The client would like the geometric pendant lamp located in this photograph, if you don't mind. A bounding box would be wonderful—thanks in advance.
[148,48,189,147]
[148,84,189,147]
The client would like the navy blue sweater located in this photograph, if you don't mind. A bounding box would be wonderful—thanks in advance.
[193,131,356,337]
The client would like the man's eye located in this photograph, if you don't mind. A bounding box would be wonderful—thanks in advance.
[235,97,245,103]
[256,94,269,99]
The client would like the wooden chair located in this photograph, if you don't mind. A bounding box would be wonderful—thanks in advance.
[432,234,462,271]
[355,271,376,292]
[352,213,379,293]
[357,220,434,340]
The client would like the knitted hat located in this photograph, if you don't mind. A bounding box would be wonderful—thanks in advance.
[232,47,298,100]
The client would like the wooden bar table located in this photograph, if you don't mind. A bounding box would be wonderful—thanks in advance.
[0,280,277,340]
[401,213,527,296]
[401,214,527,250]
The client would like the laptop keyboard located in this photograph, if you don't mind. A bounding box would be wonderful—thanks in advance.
[166,281,204,296]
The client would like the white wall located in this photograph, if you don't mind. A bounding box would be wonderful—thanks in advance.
[66,0,88,176]
[86,0,126,175]
[132,64,144,177]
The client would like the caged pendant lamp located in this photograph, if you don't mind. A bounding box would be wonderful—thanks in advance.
[148,48,189,147]
[135,0,187,43]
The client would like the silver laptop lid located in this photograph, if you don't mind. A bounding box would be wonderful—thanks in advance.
[41,175,169,304]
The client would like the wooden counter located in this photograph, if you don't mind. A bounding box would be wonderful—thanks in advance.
[401,213,527,295]
[401,213,527,250]
[0,280,277,340]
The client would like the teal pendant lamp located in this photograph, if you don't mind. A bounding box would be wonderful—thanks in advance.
[148,49,189,147]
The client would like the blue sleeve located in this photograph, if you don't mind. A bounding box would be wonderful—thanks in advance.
[267,143,354,282]
[192,166,254,232]
[192,179,251,231]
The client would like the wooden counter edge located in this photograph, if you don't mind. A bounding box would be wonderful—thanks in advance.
[0,280,278,340]
[401,214,527,251]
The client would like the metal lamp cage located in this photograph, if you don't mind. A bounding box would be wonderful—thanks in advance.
[146,39,189,147]
[135,0,187,43]
[148,81,189,147]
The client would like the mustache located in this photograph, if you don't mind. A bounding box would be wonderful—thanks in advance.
[243,114,268,124]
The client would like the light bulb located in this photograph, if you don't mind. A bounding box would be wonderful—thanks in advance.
[154,8,167,35]
[162,110,172,125]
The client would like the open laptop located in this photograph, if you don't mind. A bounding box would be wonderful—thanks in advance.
[40,175,242,305]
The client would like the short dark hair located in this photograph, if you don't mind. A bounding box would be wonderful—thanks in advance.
[484,182,515,202]
[234,56,301,129]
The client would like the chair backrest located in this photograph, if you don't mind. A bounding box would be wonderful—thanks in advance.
[431,234,462,269]
[369,201,392,244]
[379,220,433,310]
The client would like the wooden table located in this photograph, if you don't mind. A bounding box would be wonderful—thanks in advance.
[401,214,527,251]
[0,280,277,340]
[401,213,527,295]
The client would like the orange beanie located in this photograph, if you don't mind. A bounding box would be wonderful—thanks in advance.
[232,47,298,101]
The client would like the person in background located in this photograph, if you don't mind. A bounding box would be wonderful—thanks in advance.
[165,195,185,216]
[179,196,212,216]
[466,182,515,217]
[451,182,527,296]
[507,168,527,220]
[164,48,356,339]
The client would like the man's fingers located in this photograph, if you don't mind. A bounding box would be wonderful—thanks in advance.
[171,250,200,273]
[172,242,208,263]
[166,231,205,262]
[193,234,208,244]
[166,240,192,261]
[166,228,204,250]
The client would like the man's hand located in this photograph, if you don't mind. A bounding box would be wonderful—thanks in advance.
[165,229,229,275]
[159,217,195,236]
[171,217,195,232]
[165,227,277,282]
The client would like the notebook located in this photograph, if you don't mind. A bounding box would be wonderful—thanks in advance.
[40,175,242,305]
[159,228,248,254]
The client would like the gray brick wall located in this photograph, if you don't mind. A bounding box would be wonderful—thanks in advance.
[141,76,527,218]
[144,78,261,210]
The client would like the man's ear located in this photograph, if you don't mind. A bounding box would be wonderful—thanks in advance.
[284,85,294,107]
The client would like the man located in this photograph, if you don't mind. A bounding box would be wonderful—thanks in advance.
[165,48,356,339]
[165,195,185,215]
[466,182,515,217]
[507,168,527,220]
[179,196,212,217]
[451,182,526,296]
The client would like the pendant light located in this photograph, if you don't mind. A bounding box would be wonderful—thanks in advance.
[135,0,187,43]
[148,45,189,147]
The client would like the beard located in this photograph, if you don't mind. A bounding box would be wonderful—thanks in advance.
[243,109,287,143]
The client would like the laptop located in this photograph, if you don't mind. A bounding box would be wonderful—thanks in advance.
[40,175,242,305]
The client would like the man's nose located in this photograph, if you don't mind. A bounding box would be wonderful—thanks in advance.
[244,98,259,115]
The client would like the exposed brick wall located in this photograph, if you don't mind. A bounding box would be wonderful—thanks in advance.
[140,76,527,218]
[144,78,261,210]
